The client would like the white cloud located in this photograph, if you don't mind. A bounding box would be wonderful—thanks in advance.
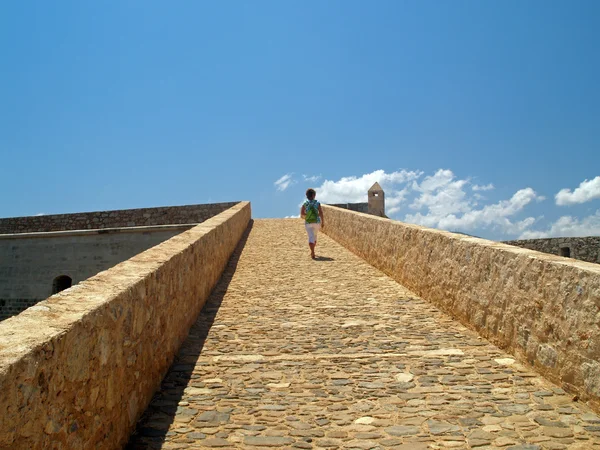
[274,173,296,192]
[35,213,45,216]
[436,188,540,234]
[555,176,600,206]
[386,188,410,216]
[410,169,471,217]
[285,214,300,219]
[316,169,423,204]
[404,169,542,235]
[472,183,494,191]
[519,210,600,239]
[303,174,322,183]
[310,167,595,239]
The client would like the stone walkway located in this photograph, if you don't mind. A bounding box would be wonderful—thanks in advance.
[127,219,600,450]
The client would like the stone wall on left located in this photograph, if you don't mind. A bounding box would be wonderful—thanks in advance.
[0,202,251,450]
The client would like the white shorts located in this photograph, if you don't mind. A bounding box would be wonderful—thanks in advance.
[305,223,321,244]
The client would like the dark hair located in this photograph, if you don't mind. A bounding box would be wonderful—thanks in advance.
[306,188,316,200]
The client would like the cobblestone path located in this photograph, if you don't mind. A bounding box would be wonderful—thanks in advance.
[128,219,600,450]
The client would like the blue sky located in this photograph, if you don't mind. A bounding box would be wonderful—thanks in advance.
[1,1,599,240]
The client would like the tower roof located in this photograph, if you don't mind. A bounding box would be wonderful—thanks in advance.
[368,182,383,192]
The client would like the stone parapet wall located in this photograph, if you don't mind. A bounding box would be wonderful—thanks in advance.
[322,205,600,411]
[504,236,600,264]
[0,202,238,234]
[0,202,251,449]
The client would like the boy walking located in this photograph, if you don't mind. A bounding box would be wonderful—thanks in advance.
[300,188,325,259]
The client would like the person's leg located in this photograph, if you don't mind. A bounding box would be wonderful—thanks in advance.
[305,224,316,258]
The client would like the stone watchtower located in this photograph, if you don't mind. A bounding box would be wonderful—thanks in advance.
[368,182,385,217]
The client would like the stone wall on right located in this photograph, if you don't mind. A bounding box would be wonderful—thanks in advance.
[504,236,600,264]
[321,205,600,411]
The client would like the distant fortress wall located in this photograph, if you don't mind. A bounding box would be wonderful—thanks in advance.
[0,225,192,320]
[0,202,238,234]
[328,202,369,214]
[0,202,239,320]
[322,204,600,411]
[328,182,387,218]
[0,202,251,449]
[504,236,600,265]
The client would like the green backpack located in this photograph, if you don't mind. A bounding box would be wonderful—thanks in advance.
[305,200,319,223]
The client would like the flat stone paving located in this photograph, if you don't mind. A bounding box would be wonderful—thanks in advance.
[127,219,600,450]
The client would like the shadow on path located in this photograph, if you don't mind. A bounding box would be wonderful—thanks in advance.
[126,221,254,449]
[314,256,335,262]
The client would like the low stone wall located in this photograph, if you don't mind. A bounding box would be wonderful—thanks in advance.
[0,202,238,234]
[0,202,251,449]
[504,236,600,264]
[322,205,600,411]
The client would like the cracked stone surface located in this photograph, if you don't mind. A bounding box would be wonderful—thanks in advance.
[127,219,600,449]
